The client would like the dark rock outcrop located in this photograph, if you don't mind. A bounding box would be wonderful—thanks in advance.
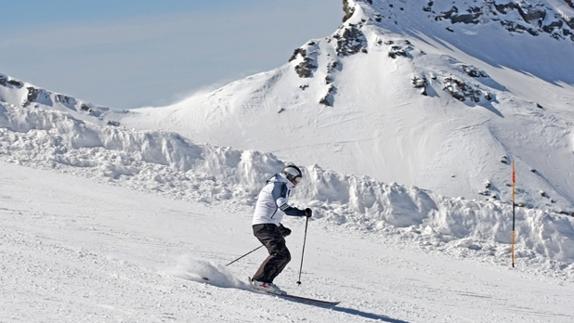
[55,94,79,110]
[0,74,24,89]
[436,6,482,24]
[461,65,488,78]
[423,1,574,42]
[319,85,337,107]
[25,87,53,107]
[343,0,355,22]
[335,25,368,56]
[290,45,319,79]
[388,41,415,59]
[442,76,493,103]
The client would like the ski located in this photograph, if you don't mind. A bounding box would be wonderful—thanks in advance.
[252,288,340,307]
[276,293,340,307]
[248,277,339,307]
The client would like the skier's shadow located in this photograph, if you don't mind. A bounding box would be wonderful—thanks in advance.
[332,305,410,323]
[280,297,408,322]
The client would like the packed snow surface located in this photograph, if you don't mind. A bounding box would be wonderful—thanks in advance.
[2,161,574,322]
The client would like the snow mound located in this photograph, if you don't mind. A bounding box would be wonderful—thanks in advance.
[1,102,573,278]
[170,256,248,289]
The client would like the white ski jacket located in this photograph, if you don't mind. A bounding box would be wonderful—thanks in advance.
[252,173,306,226]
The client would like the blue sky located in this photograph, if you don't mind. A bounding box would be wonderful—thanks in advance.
[0,0,341,108]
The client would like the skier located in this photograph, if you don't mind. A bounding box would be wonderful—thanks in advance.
[250,164,312,294]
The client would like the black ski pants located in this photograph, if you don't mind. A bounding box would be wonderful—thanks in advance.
[252,224,291,283]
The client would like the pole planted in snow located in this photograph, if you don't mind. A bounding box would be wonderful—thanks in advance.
[511,160,516,268]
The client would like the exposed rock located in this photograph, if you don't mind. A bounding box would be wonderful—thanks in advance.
[558,210,574,217]
[388,41,415,59]
[442,76,493,103]
[427,2,574,42]
[542,19,563,34]
[290,45,319,79]
[25,87,53,107]
[295,58,318,78]
[107,120,120,127]
[436,6,482,24]
[411,75,428,96]
[342,0,355,22]
[461,65,488,78]
[55,94,78,110]
[0,74,24,89]
[500,19,539,36]
[320,85,337,107]
[325,75,335,85]
[336,25,368,56]
[299,84,309,91]
[327,60,343,73]
[288,48,306,62]
[341,0,372,22]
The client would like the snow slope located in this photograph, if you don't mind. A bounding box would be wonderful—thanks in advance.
[2,161,574,322]
[117,0,574,213]
[1,100,573,279]
[1,1,574,320]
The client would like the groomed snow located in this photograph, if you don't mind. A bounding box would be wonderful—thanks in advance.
[2,161,574,322]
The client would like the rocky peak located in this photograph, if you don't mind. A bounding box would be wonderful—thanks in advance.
[422,1,573,41]
[0,72,113,120]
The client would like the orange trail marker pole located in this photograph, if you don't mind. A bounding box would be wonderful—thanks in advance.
[511,160,516,268]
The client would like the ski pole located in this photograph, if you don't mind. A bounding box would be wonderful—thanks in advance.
[296,216,310,285]
[226,245,264,267]
[512,159,516,268]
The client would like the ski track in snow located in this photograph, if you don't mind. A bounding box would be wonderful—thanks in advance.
[1,162,574,323]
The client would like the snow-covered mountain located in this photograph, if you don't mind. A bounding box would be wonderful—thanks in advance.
[1,71,573,278]
[0,72,118,125]
[117,0,574,213]
[2,2,574,320]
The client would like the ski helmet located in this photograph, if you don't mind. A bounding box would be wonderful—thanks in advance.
[282,165,303,185]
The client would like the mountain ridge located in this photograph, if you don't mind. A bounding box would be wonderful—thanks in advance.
[116,0,574,211]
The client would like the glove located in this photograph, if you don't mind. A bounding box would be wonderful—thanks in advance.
[279,224,292,237]
[304,208,312,218]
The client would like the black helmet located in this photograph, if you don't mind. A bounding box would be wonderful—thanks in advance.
[282,165,303,185]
